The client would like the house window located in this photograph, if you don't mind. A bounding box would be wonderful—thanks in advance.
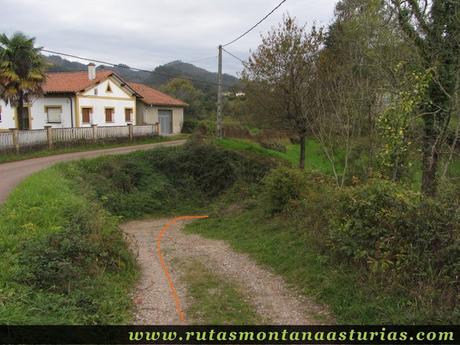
[46,106,62,123]
[105,108,114,123]
[82,107,92,124]
[125,108,133,122]
[106,82,112,93]
[0,105,2,122]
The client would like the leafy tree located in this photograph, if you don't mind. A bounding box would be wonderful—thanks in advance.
[388,0,460,196]
[160,78,206,120]
[314,0,412,185]
[243,15,323,169]
[0,32,47,129]
[376,67,431,180]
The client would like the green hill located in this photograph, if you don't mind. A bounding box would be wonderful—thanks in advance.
[44,55,240,93]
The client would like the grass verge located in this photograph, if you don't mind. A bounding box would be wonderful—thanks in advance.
[217,138,341,175]
[0,167,137,324]
[184,207,450,324]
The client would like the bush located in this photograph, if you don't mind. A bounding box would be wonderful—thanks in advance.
[261,167,309,214]
[64,143,272,219]
[181,119,198,134]
[0,168,136,324]
[329,180,459,316]
[258,139,287,153]
[17,204,129,293]
[255,131,287,153]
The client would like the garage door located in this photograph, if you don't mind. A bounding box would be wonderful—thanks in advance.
[158,110,172,135]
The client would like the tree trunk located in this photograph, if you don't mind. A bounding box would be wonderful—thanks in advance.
[299,135,306,169]
[17,92,25,130]
[421,122,439,197]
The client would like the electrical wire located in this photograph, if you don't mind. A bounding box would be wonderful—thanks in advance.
[41,48,232,87]
[222,48,245,64]
[222,0,287,47]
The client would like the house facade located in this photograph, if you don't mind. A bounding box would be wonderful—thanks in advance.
[129,82,186,135]
[0,64,187,135]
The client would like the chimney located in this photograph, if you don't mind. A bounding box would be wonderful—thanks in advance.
[88,63,96,80]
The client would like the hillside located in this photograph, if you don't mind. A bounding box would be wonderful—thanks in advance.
[44,55,240,92]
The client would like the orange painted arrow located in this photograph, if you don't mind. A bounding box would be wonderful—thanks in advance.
[156,216,209,322]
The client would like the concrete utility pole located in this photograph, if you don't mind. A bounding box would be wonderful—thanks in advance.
[217,44,223,138]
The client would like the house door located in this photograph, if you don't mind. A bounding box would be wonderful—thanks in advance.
[17,107,31,130]
[158,110,172,135]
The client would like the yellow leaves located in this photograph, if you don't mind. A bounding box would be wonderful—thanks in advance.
[21,222,36,232]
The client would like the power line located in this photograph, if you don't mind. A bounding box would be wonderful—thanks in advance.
[41,48,232,88]
[222,48,245,64]
[222,0,287,47]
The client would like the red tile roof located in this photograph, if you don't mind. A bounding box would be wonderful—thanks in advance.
[128,82,187,107]
[43,71,186,108]
[43,70,114,93]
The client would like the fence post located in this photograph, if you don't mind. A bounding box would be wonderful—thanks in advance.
[10,128,19,153]
[44,125,53,149]
[91,124,98,142]
[128,123,133,141]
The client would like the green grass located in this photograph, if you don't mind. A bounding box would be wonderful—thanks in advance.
[184,209,435,324]
[2,140,456,324]
[180,260,260,324]
[0,167,137,324]
[0,134,188,164]
[217,138,341,175]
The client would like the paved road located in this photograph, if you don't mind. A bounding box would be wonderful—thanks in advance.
[0,140,186,204]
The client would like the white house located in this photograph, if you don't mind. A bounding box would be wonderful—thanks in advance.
[0,64,187,135]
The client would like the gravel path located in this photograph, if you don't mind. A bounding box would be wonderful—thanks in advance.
[0,140,185,204]
[122,218,332,324]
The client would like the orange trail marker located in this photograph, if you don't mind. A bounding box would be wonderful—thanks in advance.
[155,216,208,323]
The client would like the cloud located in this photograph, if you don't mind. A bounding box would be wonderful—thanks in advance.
[0,0,337,75]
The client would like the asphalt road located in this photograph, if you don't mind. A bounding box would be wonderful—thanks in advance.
[0,140,186,204]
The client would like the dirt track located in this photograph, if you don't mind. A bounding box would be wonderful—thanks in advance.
[122,218,332,324]
[0,140,185,204]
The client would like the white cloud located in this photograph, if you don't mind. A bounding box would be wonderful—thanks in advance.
[0,0,337,75]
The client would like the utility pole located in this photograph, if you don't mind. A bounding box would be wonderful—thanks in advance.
[217,44,223,138]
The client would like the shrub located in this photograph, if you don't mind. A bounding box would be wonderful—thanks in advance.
[181,119,198,133]
[258,139,287,153]
[0,168,136,324]
[261,167,309,214]
[149,144,271,198]
[64,143,272,219]
[256,131,287,153]
[17,204,129,293]
[222,125,252,139]
[329,179,460,315]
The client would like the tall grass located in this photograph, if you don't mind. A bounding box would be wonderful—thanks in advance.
[0,168,137,324]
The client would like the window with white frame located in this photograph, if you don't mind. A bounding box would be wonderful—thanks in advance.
[46,106,62,123]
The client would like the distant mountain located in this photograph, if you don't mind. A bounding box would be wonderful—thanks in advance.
[146,60,240,91]
[43,55,240,93]
[45,55,86,72]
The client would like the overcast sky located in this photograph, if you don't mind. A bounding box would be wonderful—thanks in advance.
[0,0,338,76]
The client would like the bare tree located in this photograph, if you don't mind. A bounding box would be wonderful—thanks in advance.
[243,15,323,169]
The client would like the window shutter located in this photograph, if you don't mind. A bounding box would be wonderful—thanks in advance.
[82,108,91,123]
[47,107,61,123]
[105,108,113,122]
[125,108,132,122]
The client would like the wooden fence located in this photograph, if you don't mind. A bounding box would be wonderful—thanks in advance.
[0,124,159,152]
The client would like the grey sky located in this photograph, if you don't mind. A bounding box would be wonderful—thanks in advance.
[0,0,337,76]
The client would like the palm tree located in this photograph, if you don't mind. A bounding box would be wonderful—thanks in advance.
[0,32,47,129]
